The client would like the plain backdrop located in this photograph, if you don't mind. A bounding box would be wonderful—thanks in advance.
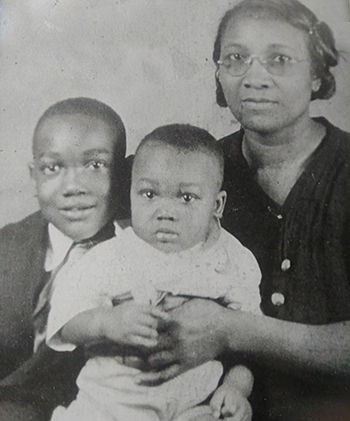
[0,0,349,227]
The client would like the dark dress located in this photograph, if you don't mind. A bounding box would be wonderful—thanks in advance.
[220,118,350,420]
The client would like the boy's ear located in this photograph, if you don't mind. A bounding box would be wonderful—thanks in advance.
[214,190,227,219]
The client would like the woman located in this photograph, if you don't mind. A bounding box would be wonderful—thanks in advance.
[139,1,350,420]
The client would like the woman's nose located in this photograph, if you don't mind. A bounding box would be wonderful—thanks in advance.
[243,58,271,89]
[61,168,87,196]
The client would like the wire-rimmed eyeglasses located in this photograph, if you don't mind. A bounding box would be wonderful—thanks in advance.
[217,53,309,77]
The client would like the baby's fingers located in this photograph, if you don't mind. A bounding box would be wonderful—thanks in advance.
[209,387,225,418]
[222,400,252,421]
[134,324,158,340]
[135,363,181,386]
[129,335,158,348]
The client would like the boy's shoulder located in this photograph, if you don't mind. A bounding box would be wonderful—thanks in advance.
[0,211,48,255]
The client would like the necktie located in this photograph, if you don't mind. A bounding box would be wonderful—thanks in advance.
[33,242,92,352]
[32,221,116,352]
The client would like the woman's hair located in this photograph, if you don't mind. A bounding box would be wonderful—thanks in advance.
[213,0,340,106]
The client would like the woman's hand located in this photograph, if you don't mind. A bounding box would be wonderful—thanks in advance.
[135,298,229,385]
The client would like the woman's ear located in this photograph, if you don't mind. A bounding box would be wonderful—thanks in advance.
[312,77,321,93]
[214,190,227,219]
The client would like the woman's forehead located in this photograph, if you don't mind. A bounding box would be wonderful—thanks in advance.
[221,15,309,55]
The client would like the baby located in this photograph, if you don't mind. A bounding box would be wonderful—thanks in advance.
[47,124,262,421]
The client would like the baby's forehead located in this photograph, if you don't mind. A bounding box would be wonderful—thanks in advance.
[134,142,222,184]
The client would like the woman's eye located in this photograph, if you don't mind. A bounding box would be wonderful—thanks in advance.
[228,52,245,62]
[41,164,61,175]
[271,54,292,64]
[86,160,108,170]
[142,190,155,199]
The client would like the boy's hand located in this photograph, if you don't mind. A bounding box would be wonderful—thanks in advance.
[210,385,252,421]
[101,301,168,349]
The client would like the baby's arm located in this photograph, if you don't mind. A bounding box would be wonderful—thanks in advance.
[59,301,168,349]
[210,365,253,421]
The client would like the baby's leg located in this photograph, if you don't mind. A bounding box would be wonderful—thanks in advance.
[50,391,162,421]
[50,392,115,421]
[175,405,216,421]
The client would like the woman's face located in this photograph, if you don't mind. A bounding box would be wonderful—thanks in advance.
[218,15,320,135]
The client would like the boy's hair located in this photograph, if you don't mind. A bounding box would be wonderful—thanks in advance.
[33,97,126,159]
[134,124,224,187]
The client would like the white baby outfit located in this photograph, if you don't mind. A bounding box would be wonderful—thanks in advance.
[47,224,262,421]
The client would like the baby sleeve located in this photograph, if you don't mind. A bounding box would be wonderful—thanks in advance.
[221,229,263,316]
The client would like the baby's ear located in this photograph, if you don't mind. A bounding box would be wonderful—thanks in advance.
[214,190,227,219]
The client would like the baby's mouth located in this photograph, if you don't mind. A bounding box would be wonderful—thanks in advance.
[155,229,178,242]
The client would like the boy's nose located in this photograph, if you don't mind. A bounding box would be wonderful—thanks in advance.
[61,169,87,196]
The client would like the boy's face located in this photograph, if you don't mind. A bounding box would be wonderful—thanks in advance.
[131,142,226,253]
[30,113,119,241]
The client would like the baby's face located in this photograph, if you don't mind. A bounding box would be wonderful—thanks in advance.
[30,113,119,241]
[131,142,225,253]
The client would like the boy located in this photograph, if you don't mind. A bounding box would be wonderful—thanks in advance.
[47,124,262,421]
[0,97,129,420]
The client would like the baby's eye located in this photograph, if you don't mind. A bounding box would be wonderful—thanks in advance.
[181,193,195,203]
[41,164,61,175]
[86,160,108,170]
[142,190,156,199]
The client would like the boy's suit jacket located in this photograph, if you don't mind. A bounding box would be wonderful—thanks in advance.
[0,211,86,420]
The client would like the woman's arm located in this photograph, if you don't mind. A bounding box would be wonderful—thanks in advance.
[136,299,350,384]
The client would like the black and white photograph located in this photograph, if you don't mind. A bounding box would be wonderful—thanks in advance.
[0,1,349,420]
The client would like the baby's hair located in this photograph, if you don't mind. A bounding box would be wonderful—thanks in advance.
[135,124,224,187]
[33,97,126,158]
[213,0,339,106]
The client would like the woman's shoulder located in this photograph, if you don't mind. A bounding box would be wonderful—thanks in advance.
[218,128,245,165]
[318,117,350,152]
[218,128,243,148]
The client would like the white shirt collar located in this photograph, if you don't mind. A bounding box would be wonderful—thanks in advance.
[45,221,126,272]
[45,224,75,272]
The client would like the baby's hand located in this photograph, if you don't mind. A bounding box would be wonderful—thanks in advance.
[210,384,252,421]
[101,301,167,349]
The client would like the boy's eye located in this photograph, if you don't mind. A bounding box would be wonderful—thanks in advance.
[86,160,108,170]
[41,164,61,175]
[142,190,156,199]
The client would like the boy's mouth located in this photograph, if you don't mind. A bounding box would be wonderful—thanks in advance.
[60,205,95,219]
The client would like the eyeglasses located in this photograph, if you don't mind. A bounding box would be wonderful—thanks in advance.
[217,53,308,77]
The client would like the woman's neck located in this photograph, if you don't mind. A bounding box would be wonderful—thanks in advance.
[242,117,326,205]
[242,117,325,170]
